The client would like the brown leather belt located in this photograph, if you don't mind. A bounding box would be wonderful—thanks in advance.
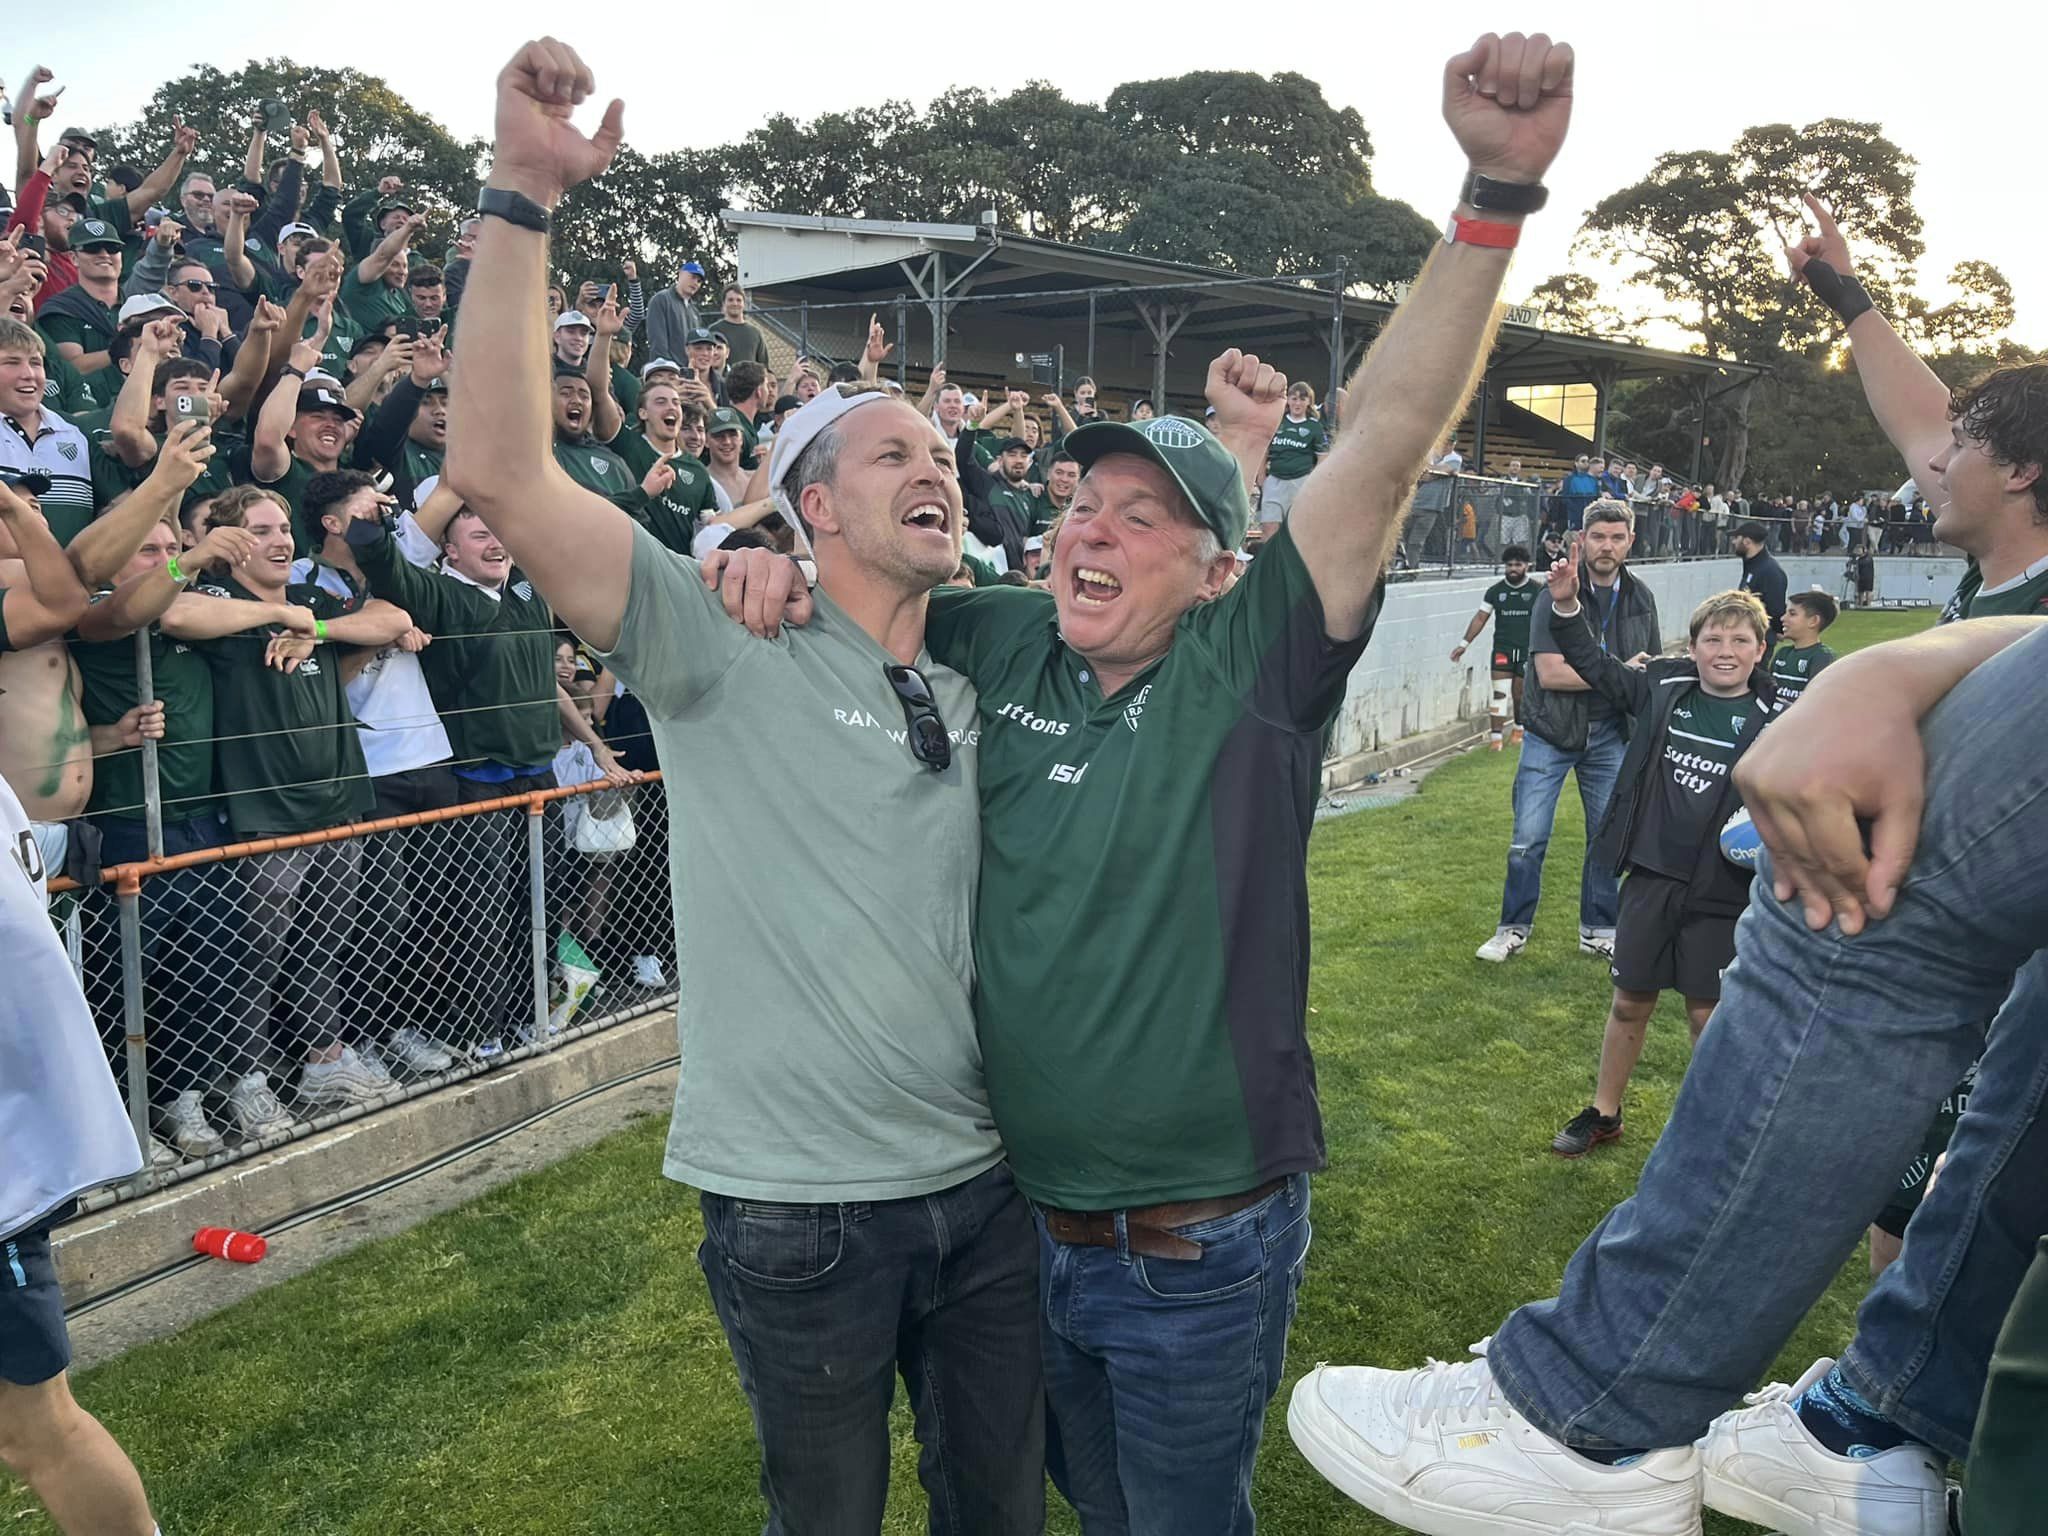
[1039,1178,1287,1262]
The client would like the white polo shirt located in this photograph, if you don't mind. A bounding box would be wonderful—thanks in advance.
[0,407,95,540]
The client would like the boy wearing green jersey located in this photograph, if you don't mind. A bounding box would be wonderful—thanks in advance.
[1768,590,1838,714]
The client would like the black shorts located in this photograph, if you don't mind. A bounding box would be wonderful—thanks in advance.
[0,1224,70,1386]
[1491,647,1526,679]
[1610,869,1737,1000]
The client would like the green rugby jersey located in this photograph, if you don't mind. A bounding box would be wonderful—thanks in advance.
[613,431,718,555]
[73,620,216,822]
[925,524,1374,1209]
[1266,413,1330,481]
[1941,556,2048,623]
[1484,576,1539,663]
[554,436,640,512]
[1767,640,1835,713]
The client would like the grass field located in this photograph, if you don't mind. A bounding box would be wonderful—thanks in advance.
[7,609,1936,1535]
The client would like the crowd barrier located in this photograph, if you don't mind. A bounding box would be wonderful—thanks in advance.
[52,774,678,1201]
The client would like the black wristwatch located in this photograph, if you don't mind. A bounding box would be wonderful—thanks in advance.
[1460,171,1549,215]
[477,186,552,234]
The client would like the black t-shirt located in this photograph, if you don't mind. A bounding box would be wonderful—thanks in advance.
[1637,686,1759,880]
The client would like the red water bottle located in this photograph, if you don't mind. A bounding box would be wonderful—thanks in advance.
[193,1227,267,1263]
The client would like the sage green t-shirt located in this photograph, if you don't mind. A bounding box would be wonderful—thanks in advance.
[594,524,1000,1201]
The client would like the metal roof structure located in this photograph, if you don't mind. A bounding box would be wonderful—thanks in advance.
[724,209,1762,401]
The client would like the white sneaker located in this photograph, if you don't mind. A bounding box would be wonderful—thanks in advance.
[1579,928,1616,959]
[1288,1346,1703,1535]
[224,1072,295,1139]
[1476,928,1529,963]
[383,1026,456,1075]
[296,1047,393,1109]
[631,954,666,988]
[1699,1358,1944,1536]
[155,1088,227,1159]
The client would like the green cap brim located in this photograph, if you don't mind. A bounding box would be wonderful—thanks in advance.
[1063,417,1250,550]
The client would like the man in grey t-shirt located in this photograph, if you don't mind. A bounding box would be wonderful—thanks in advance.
[443,44,1041,1535]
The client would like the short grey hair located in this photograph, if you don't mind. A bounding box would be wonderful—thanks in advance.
[1584,497,1634,531]
[784,383,890,537]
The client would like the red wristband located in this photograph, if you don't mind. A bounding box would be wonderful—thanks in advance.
[1445,214,1522,250]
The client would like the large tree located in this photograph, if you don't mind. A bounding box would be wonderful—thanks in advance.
[1574,117,2017,493]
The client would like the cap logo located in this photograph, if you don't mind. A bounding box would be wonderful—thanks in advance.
[1137,418,1204,451]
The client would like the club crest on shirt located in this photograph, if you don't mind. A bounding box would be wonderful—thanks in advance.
[1124,683,1152,733]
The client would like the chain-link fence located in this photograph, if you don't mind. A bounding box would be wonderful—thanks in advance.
[52,774,676,1197]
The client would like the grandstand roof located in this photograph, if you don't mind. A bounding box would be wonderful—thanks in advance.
[723,209,1763,394]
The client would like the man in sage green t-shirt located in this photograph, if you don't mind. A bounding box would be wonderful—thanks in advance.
[440,50,1041,1535]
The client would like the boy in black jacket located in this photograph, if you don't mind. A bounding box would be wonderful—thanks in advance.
[1540,540,1776,1156]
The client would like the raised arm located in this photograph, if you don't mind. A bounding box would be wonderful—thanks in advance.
[0,482,89,648]
[586,296,627,443]
[1787,193,1954,493]
[917,365,946,415]
[68,419,216,586]
[10,66,60,196]
[444,39,634,651]
[859,313,893,384]
[216,191,260,294]
[1287,32,1573,640]
[253,334,321,482]
[1542,541,1649,714]
[222,299,286,420]
[109,320,185,468]
[357,210,423,286]
[122,118,200,218]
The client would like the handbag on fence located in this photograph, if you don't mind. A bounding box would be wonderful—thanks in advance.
[555,742,638,855]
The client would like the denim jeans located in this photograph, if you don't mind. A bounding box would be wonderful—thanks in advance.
[1488,626,2048,1461]
[1040,1174,1311,1535]
[1499,716,1626,934]
[697,1160,1044,1536]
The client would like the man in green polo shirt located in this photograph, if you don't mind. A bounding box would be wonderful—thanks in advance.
[440,43,1044,1534]
[245,330,357,553]
[610,383,718,554]
[340,209,422,330]
[700,32,1578,1528]
[550,368,644,511]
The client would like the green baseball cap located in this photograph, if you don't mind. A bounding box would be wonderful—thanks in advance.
[707,407,746,436]
[1063,415,1251,550]
[72,219,123,251]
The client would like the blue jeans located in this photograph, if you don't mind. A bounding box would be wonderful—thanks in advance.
[1488,626,2048,1461]
[697,1160,1044,1535]
[1040,1175,1311,1535]
[1499,716,1626,933]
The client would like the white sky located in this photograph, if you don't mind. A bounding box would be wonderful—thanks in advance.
[26,0,2046,345]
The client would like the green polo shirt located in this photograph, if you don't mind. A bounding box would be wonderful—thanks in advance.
[924,523,1375,1208]
[74,620,216,822]
[1266,413,1330,481]
[610,364,642,419]
[554,435,640,512]
[340,269,415,330]
[38,347,95,416]
[185,575,373,836]
[613,431,718,554]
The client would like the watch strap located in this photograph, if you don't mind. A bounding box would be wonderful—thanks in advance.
[1461,172,1549,215]
[477,186,552,234]
[1445,214,1522,251]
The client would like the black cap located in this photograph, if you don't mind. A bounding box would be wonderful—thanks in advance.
[998,436,1031,454]
[297,386,359,421]
[772,394,802,415]
[685,328,719,348]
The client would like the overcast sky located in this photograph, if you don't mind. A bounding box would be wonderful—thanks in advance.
[25,0,2043,345]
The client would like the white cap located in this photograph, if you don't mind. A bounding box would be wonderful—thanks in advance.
[279,222,319,243]
[767,387,936,553]
[1024,535,1043,552]
[554,310,594,331]
[640,356,682,377]
[117,293,182,327]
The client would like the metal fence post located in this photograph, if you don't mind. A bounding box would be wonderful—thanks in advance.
[133,629,164,861]
[799,301,810,364]
[894,297,907,389]
[116,871,151,1162]
[527,801,551,1042]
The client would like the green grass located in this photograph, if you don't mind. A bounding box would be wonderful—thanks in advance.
[7,610,1934,1535]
